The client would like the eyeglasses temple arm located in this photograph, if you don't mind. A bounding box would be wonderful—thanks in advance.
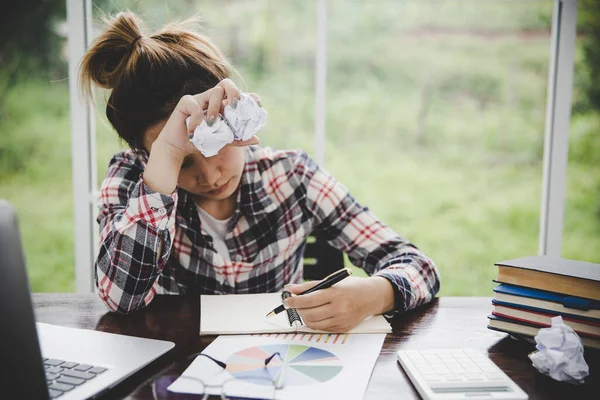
[264,352,283,367]
[187,352,227,369]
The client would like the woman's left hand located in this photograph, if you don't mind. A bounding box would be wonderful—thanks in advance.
[283,276,395,332]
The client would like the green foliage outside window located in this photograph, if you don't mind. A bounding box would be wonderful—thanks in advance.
[0,0,598,294]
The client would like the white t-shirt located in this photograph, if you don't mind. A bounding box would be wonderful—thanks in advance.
[196,204,232,263]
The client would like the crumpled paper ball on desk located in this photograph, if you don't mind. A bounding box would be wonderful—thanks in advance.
[528,315,589,385]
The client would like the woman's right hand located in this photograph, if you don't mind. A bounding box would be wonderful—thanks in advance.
[143,79,259,194]
[155,78,259,158]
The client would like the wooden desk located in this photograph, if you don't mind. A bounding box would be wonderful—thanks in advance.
[33,295,598,399]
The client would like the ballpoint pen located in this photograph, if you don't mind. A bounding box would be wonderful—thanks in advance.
[265,267,353,318]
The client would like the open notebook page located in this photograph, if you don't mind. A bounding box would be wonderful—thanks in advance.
[200,293,392,335]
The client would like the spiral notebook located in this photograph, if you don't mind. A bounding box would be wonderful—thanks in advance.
[199,293,392,335]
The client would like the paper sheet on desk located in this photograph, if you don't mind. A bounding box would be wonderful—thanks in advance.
[167,333,386,400]
[200,293,392,335]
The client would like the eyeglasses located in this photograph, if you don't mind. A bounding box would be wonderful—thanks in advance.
[152,352,285,400]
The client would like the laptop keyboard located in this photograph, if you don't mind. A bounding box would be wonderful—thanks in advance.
[43,357,108,398]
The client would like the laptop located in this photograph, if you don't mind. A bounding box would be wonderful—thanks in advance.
[0,200,175,399]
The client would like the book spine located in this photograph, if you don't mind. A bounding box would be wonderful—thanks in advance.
[492,299,600,323]
[563,296,595,311]
[491,311,600,339]
[494,283,599,311]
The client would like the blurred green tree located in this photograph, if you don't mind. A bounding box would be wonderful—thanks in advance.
[574,0,600,218]
[577,0,600,113]
[0,0,66,118]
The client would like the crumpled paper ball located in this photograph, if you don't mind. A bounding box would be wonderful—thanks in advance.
[185,92,267,158]
[528,316,589,384]
[223,92,267,141]
[186,115,234,158]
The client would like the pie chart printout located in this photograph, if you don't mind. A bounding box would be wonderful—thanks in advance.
[225,344,343,386]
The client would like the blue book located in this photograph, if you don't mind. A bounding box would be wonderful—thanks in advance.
[493,284,600,321]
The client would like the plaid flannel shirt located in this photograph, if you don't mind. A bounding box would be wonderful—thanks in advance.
[95,146,440,314]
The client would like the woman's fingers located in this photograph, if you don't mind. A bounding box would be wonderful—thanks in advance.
[205,86,225,127]
[296,303,334,324]
[302,317,338,332]
[285,289,332,310]
[188,79,237,128]
[173,94,205,138]
[247,92,262,107]
[175,80,262,141]
[218,78,241,107]
[284,280,320,295]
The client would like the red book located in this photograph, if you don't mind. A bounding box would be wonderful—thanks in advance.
[492,303,600,339]
[487,314,600,350]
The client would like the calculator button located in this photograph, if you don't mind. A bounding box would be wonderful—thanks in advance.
[414,364,429,372]
[481,367,499,373]
[411,355,426,361]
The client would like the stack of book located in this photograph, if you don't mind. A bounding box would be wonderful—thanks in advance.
[487,255,600,349]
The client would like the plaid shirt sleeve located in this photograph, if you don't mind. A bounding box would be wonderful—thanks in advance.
[95,151,178,313]
[295,151,441,315]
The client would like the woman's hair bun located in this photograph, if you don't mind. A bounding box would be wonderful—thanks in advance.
[80,11,145,95]
[78,11,232,150]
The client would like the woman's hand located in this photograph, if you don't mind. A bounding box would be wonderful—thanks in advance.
[155,78,260,158]
[284,276,395,332]
[143,78,261,194]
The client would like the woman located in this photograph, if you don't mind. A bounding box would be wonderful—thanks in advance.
[81,11,440,332]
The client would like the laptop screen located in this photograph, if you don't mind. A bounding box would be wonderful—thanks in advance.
[0,200,50,399]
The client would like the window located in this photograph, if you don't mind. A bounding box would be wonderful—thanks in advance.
[1,2,72,291]
[564,0,600,264]
[325,0,554,294]
[61,0,583,294]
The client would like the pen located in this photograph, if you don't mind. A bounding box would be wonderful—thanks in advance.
[265,267,353,318]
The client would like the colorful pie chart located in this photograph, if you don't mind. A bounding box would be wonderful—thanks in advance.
[225,344,343,386]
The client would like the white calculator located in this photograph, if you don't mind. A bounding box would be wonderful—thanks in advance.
[397,349,528,400]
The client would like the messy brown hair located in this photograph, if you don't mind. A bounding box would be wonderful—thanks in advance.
[80,11,230,150]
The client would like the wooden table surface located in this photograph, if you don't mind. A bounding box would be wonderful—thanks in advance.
[32,294,599,399]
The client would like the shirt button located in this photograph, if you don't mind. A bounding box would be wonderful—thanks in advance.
[235,255,243,262]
